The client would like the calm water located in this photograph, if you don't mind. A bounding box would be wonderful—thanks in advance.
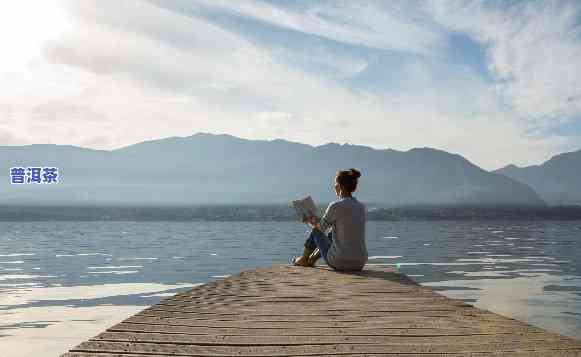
[1,220,581,356]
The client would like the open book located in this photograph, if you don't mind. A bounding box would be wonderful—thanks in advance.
[292,196,318,223]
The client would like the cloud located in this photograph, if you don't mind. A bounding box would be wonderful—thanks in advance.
[0,127,20,146]
[353,57,573,169]
[271,45,370,79]
[428,0,581,122]
[31,0,395,148]
[1,0,579,170]
[177,0,448,55]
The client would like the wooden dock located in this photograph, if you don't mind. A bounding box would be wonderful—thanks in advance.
[62,265,581,357]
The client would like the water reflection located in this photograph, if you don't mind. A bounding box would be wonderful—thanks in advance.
[0,282,200,357]
[424,271,581,339]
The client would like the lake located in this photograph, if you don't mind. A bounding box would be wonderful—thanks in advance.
[1,220,580,356]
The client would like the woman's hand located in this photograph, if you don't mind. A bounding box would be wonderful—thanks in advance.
[307,215,320,228]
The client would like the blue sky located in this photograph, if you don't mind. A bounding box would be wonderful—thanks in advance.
[1,0,581,169]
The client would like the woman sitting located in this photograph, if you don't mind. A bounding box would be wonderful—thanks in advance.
[293,168,368,271]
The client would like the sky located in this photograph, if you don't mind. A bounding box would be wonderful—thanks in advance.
[1,0,581,170]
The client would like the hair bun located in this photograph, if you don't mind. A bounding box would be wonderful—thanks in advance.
[349,168,361,178]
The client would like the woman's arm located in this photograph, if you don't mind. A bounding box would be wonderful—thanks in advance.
[309,203,335,232]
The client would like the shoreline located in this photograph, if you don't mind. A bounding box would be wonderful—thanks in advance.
[2,204,581,221]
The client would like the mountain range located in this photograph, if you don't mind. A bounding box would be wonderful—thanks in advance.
[0,132,576,207]
[496,149,581,206]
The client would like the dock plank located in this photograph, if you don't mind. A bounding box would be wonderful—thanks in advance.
[62,265,581,356]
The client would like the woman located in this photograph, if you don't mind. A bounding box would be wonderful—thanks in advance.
[292,168,368,271]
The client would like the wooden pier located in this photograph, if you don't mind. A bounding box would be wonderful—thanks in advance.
[62,265,581,356]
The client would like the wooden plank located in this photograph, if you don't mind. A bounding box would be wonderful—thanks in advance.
[60,353,467,357]
[107,322,546,337]
[145,301,464,313]
[121,316,544,333]
[109,321,547,336]
[69,340,581,355]
[61,265,581,357]
[62,353,581,357]
[126,315,520,328]
[92,331,570,346]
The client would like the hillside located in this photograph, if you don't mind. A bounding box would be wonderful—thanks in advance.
[0,133,545,207]
[496,149,581,205]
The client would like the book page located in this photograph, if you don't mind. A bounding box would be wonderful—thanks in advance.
[292,196,318,222]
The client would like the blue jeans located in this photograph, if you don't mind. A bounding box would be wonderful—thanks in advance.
[304,228,336,269]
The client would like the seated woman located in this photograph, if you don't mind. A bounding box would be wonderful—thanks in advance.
[293,168,368,271]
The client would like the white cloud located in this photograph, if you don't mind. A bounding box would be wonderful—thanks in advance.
[184,0,447,55]
[271,45,370,79]
[0,0,578,170]
[0,127,20,145]
[428,0,581,121]
[0,1,72,73]
[351,57,573,169]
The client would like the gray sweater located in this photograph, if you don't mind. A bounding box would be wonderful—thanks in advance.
[319,196,368,270]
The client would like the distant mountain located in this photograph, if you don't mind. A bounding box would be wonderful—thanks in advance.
[496,149,581,206]
[0,133,545,207]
